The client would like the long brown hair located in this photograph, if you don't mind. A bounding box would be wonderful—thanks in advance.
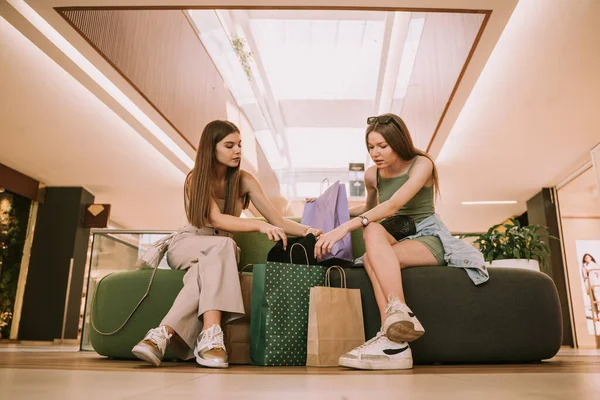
[582,253,596,265]
[185,120,243,228]
[365,113,440,196]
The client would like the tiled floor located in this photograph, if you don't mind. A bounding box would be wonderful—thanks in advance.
[0,345,599,399]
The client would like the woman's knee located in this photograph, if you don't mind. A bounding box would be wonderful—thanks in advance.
[362,223,387,243]
[221,237,236,247]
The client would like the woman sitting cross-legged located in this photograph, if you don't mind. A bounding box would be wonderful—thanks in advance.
[314,113,487,370]
[132,120,321,368]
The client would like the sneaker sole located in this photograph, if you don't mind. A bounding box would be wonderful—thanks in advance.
[339,357,413,370]
[195,356,229,369]
[385,320,425,343]
[383,312,425,343]
[132,345,161,367]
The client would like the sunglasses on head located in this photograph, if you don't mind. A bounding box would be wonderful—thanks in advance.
[367,115,403,133]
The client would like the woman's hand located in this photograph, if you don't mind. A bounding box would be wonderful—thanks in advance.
[314,226,348,259]
[259,222,288,249]
[304,227,322,237]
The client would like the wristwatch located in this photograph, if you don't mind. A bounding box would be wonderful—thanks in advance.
[358,215,369,227]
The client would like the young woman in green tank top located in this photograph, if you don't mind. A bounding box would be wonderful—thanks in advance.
[315,113,444,371]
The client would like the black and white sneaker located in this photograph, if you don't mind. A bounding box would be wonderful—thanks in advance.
[338,332,413,370]
[383,296,425,343]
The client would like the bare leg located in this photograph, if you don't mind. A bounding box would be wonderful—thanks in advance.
[162,309,222,339]
[364,224,443,342]
[363,253,391,326]
[364,224,440,301]
[161,326,175,336]
[202,310,222,330]
[362,224,406,302]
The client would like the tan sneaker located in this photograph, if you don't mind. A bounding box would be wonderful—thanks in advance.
[131,326,171,367]
[194,324,228,368]
[383,296,425,343]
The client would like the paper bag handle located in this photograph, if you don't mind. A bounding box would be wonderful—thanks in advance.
[325,266,347,288]
[239,263,253,275]
[289,243,310,265]
[320,178,330,195]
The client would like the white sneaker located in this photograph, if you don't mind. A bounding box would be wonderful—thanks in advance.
[194,324,229,368]
[383,296,425,343]
[338,332,413,370]
[131,326,171,367]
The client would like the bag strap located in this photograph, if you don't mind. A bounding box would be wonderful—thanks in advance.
[91,230,176,336]
[92,227,191,336]
[289,243,309,265]
[90,263,159,336]
[239,263,253,275]
[325,266,347,288]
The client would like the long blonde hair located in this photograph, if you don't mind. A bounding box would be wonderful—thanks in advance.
[185,120,245,228]
[366,113,440,196]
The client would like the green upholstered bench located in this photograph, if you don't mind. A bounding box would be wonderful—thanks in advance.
[89,227,562,364]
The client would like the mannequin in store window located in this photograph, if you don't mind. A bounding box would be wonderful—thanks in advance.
[131,120,321,368]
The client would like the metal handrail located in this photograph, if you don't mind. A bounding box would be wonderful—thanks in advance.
[91,230,174,250]
[81,229,176,350]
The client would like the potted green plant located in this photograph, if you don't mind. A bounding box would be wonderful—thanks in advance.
[462,218,556,271]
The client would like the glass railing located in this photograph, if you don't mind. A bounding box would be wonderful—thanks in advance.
[80,230,173,351]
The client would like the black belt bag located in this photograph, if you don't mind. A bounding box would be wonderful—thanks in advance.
[380,215,417,241]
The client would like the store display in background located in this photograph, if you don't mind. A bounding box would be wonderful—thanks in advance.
[349,163,365,197]
[0,191,31,339]
[575,241,600,336]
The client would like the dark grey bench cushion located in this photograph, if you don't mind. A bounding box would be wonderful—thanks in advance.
[330,266,562,364]
[91,266,562,364]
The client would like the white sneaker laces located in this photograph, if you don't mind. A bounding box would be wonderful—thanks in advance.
[146,327,170,353]
[355,332,385,353]
[201,325,225,350]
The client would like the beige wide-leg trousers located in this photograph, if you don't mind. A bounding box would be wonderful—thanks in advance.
[161,224,244,360]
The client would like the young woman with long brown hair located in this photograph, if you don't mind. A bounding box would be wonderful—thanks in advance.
[132,120,321,368]
[314,113,487,370]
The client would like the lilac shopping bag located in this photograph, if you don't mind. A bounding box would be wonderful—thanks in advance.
[301,181,353,265]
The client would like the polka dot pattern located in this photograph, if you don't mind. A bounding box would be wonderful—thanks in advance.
[262,261,325,366]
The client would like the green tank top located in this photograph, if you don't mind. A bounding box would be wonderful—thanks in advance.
[377,156,435,224]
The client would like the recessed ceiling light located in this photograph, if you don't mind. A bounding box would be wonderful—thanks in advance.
[461,201,518,205]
